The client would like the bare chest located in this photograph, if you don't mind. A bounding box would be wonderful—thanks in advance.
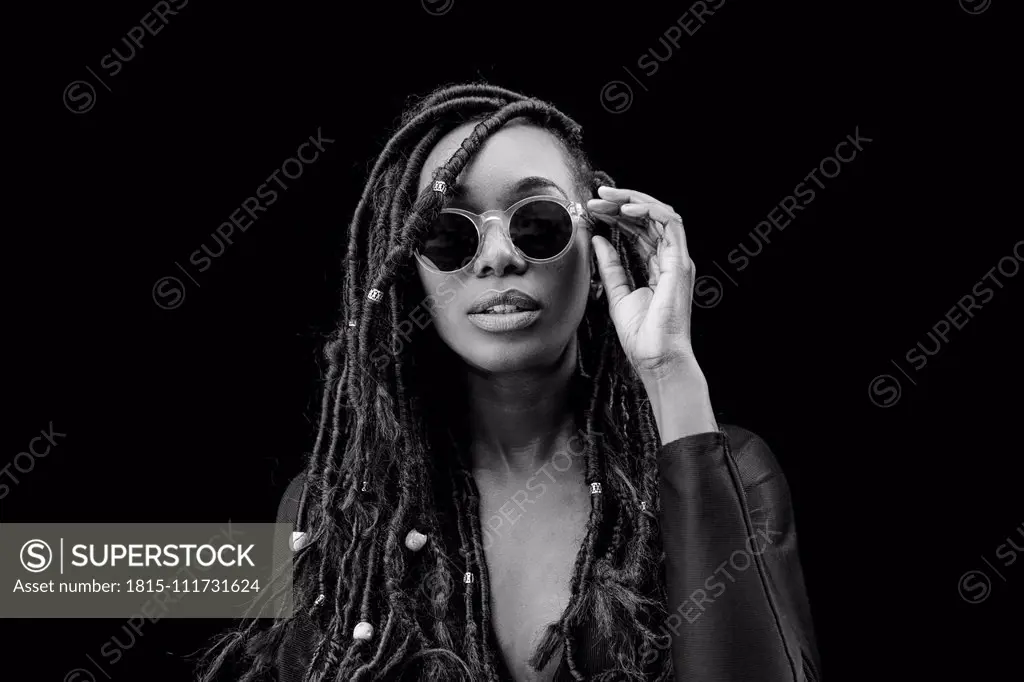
[474,471,590,682]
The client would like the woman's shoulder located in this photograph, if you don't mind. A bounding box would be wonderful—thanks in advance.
[718,423,790,494]
[275,472,307,526]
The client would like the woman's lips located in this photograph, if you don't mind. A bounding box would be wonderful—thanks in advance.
[467,309,541,332]
[468,289,541,314]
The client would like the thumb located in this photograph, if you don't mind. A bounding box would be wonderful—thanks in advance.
[591,235,633,312]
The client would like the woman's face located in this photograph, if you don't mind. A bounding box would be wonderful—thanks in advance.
[415,120,593,374]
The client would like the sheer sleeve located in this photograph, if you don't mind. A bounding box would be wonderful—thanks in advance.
[656,424,821,681]
[273,474,316,682]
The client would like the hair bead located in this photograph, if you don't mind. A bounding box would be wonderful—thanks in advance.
[463,572,474,584]
[640,501,647,511]
[432,180,447,193]
[367,288,383,302]
[590,482,602,495]
[404,529,427,552]
[289,531,309,551]
[353,621,374,641]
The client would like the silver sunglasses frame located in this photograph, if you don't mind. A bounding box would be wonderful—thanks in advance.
[414,195,586,274]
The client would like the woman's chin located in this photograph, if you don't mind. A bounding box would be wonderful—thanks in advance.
[457,339,570,376]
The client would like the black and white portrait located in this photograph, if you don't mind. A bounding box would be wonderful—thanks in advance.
[4,1,1018,681]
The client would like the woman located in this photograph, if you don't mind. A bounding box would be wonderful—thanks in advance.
[199,82,820,681]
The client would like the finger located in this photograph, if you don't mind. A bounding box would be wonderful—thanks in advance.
[597,186,663,206]
[586,198,623,214]
[620,201,679,227]
[662,208,691,266]
[620,204,694,305]
[620,203,671,245]
[598,188,675,234]
[647,250,661,288]
[590,197,674,267]
[647,210,694,319]
[615,217,659,253]
[589,211,659,258]
[591,234,634,313]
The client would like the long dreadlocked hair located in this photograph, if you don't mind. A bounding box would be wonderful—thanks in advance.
[197,82,675,681]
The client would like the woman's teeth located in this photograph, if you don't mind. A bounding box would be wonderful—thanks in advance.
[482,305,521,314]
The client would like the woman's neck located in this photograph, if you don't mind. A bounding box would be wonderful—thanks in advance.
[462,339,580,479]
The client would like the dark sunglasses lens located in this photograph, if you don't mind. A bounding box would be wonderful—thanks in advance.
[420,213,478,272]
[510,201,573,260]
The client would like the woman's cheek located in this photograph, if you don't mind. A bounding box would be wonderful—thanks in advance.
[436,278,458,307]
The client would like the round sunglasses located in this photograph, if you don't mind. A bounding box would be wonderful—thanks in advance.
[414,195,586,274]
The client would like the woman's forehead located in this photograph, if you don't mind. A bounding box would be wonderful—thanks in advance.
[416,121,574,201]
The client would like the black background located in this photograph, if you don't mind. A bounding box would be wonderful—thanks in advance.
[6,0,1019,679]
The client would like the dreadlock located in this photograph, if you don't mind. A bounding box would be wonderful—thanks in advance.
[197,81,675,681]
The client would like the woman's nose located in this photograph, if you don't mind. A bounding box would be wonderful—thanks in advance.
[471,217,527,277]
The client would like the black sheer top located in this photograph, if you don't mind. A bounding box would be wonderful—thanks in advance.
[273,424,821,681]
